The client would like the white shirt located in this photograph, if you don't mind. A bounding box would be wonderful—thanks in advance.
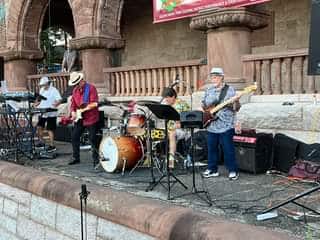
[37,85,62,118]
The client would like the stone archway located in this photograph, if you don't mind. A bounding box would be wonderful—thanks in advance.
[2,0,125,91]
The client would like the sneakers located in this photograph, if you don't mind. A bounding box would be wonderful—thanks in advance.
[202,169,219,178]
[229,172,239,180]
[68,157,80,165]
[46,145,57,153]
[35,142,45,149]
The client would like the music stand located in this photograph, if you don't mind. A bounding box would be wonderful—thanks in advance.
[144,103,188,199]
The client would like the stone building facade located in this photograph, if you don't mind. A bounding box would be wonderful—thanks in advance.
[0,0,318,142]
[0,0,313,91]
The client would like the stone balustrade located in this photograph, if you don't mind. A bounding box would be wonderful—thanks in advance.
[242,49,319,95]
[103,59,206,97]
[27,73,70,93]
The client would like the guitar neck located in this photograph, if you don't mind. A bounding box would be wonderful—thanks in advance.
[210,92,246,114]
[210,97,236,114]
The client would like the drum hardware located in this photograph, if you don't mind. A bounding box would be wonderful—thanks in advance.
[129,116,163,177]
[121,158,127,176]
[144,103,188,199]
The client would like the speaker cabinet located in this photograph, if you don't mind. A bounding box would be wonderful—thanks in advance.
[273,133,300,173]
[234,133,273,174]
[308,0,320,75]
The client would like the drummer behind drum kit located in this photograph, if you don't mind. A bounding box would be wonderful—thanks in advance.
[98,101,165,175]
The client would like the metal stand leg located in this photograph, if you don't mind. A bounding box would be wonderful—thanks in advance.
[261,185,320,216]
[171,128,212,206]
[146,120,188,199]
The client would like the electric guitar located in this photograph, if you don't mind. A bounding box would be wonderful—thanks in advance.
[203,85,257,128]
[74,99,112,122]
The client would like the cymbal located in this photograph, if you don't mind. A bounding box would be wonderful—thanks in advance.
[136,100,159,105]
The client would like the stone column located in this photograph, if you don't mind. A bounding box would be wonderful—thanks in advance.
[1,50,43,91]
[190,8,269,89]
[70,36,124,95]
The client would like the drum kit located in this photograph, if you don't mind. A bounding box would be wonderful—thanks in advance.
[98,100,166,175]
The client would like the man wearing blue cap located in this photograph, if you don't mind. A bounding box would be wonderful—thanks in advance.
[201,67,240,180]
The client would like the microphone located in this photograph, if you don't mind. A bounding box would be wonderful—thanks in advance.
[169,74,181,88]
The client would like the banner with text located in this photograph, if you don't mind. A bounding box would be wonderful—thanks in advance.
[153,0,271,23]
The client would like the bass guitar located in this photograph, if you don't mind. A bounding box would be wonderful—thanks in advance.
[203,85,257,128]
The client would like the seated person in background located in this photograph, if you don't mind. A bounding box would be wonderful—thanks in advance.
[34,76,62,152]
[61,39,79,72]
[161,87,190,168]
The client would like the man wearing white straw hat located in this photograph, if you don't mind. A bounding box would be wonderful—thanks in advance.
[68,71,100,167]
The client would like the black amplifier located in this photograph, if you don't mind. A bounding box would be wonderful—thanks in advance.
[233,131,273,174]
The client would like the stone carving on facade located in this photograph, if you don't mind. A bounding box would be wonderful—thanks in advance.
[190,8,270,32]
[0,49,43,61]
[70,36,124,50]
[97,0,124,44]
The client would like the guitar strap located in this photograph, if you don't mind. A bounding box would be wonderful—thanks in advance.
[217,84,229,105]
[83,83,90,104]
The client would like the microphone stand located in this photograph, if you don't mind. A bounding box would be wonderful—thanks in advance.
[79,184,90,240]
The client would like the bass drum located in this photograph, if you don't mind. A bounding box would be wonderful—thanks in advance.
[99,136,144,173]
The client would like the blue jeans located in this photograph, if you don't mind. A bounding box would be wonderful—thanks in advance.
[207,128,238,173]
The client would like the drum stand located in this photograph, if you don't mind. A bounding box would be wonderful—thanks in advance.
[129,118,162,176]
[144,103,187,200]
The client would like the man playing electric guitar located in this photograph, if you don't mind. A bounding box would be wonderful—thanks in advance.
[201,67,240,180]
[68,71,100,167]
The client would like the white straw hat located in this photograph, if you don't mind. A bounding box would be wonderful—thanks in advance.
[210,67,224,76]
[68,72,84,86]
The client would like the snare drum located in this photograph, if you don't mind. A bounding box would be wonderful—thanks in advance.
[99,136,144,173]
[127,114,146,136]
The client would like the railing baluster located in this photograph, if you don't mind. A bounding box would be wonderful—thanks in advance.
[141,70,146,96]
[135,70,141,96]
[255,61,262,95]
[271,59,281,94]
[115,72,120,96]
[171,68,177,87]
[152,69,158,96]
[192,66,198,92]
[282,58,292,94]
[130,71,135,96]
[164,68,170,88]
[185,66,191,96]
[146,69,152,96]
[159,68,164,96]
[261,60,271,95]
[124,72,130,96]
[177,67,184,96]
[292,56,304,94]
[120,72,125,96]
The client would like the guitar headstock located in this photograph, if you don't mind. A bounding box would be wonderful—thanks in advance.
[243,84,257,94]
